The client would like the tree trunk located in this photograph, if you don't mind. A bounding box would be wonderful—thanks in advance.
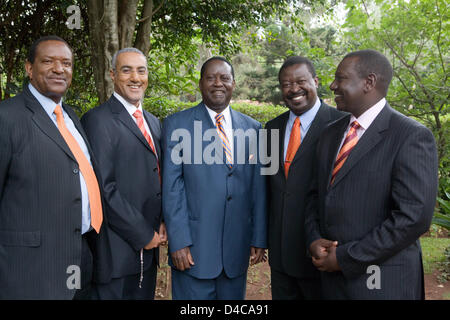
[87,0,119,103]
[134,0,155,56]
[88,0,157,103]
[119,0,139,48]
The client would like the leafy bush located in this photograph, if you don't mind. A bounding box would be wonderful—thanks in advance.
[143,98,287,126]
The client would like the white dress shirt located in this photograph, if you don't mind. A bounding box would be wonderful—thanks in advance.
[29,83,92,234]
[283,97,321,161]
[113,92,158,159]
[337,97,386,153]
[205,104,234,160]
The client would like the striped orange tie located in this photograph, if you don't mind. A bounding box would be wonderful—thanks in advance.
[54,105,103,233]
[215,113,232,168]
[284,117,301,178]
[133,110,160,183]
[330,121,361,185]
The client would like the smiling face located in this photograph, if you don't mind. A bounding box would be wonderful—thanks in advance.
[330,56,367,117]
[279,63,319,116]
[25,40,73,103]
[111,51,148,107]
[199,59,235,113]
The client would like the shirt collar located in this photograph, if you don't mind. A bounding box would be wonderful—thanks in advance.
[205,104,232,125]
[28,83,63,118]
[287,97,321,130]
[113,92,143,117]
[350,97,386,130]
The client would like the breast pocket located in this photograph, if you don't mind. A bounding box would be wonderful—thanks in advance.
[0,230,41,247]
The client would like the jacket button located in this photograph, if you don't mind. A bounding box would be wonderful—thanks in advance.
[73,168,79,174]
[228,172,233,177]
[227,196,232,201]
[74,228,81,233]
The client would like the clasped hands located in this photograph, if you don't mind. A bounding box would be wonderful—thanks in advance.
[309,238,341,272]
[143,222,168,250]
[170,246,267,271]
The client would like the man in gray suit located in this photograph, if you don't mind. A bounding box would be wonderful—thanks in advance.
[306,49,438,299]
[0,36,107,299]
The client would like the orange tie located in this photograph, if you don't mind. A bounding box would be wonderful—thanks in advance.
[330,121,361,185]
[54,105,103,233]
[284,117,301,178]
[133,110,161,182]
[215,113,233,169]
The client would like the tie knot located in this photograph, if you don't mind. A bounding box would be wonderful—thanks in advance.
[54,104,63,116]
[215,113,224,124]
[351,121,360,130]
[133,109,143,119]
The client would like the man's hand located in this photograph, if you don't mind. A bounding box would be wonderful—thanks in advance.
[311,244,341,272]
[159,222,168,245]
[250,247,267,265]
[171,246,195,271]
[309,238,338,259]
[144,231,161,250]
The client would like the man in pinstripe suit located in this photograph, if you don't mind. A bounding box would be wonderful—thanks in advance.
[305,49,438,299]
[0,36,108,299]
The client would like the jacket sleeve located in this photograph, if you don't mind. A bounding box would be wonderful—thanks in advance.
[336,125,438,277]
[161,117,193,253]
[81,111,154,251]
[250,122,268,248]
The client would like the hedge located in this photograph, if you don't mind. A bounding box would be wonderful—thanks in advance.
[143,97,287,126]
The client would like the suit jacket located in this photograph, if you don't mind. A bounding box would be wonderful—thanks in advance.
[265,101,344,279]
[81,95,162,280]
[162,102,267,279]
[305,103,438,299]
[0,85,110,299]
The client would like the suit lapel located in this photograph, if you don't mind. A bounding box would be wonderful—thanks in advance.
[109,95,154,154]
[195,103,232,171]
[143,110,161,159]
[330,104,391,188]
[274,111,289,179]
[326,115,351,188]
[24,87,77,162]
[291,103,330,167]
[230,107,247,174]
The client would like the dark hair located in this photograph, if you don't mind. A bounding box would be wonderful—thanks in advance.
[200,56,234,80]
[27,35,72,64]
[278,56,317,82]
[344,49,393,96]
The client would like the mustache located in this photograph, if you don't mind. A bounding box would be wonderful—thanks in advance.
[287,91,306,99]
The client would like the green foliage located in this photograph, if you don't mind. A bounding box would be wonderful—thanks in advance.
[420,237,450,274]
[342,0,450,228]
[143,97,286,126]
[437,246,450,283]
[232,6,343,105]
[231,102,287,127]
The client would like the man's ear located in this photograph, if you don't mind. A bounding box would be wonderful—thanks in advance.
[110,69,115,81]
[25,61,33,80]
[364,73,377,93]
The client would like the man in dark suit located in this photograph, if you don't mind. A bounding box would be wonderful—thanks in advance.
[81,48,166,299]
[162,57,267,299]
[0,36,107,299]
[265,56,344,300]
[306,49,438,299]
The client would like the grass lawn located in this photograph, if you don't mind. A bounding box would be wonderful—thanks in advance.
[420,237,450,274]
